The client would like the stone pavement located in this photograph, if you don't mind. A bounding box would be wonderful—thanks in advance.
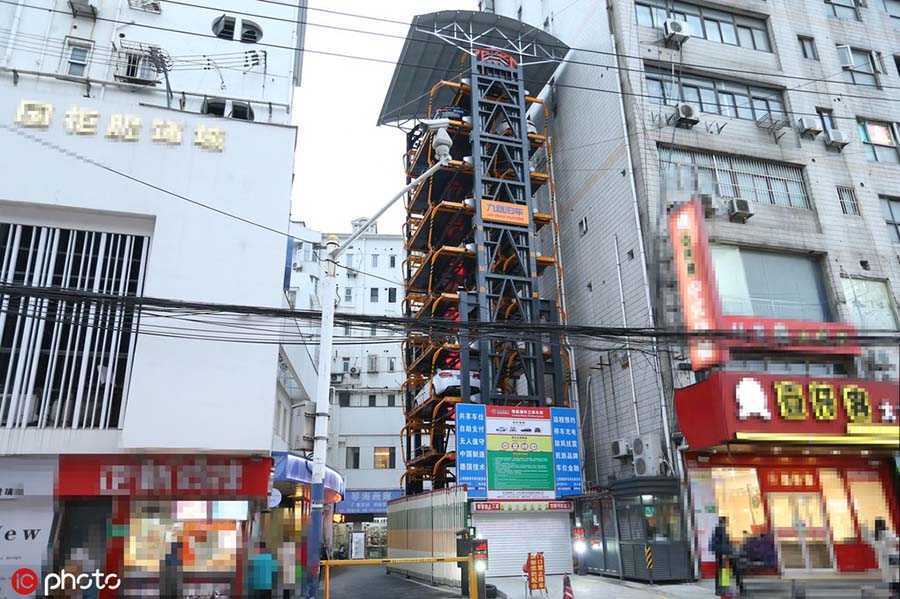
[317,564,459,599]
[487,574,717,599]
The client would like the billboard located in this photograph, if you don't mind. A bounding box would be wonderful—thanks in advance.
[481,199,530,226]
[456,405,582,499]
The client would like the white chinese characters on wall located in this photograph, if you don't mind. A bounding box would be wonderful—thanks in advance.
[15,100,225,151]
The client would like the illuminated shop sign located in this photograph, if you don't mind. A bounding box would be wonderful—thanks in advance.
[481,199,530,226]
[15,100,226,151]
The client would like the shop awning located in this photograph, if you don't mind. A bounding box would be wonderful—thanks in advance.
[378,10,569,126]
[675,372,900,450]
[272,451,345,499]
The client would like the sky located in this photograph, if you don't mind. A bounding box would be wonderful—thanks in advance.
[290,0,477,236]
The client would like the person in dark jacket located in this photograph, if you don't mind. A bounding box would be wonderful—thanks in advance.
[159,540,184,599]
[711,517,743,596]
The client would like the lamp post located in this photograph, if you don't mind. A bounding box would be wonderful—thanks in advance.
[303,122,453,598]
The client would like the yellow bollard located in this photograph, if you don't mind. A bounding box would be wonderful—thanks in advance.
[324,562,330,599]
[467,556,478,599]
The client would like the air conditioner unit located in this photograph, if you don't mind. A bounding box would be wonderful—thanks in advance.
[611,439,630,459]
[349,367,360,377]
[347,270,357,278]
[824,129,850,150]
[673,103,700,129]
[663,19,690,45]
[632,435,663,477]
[69,0,99,18]
[292,262,302,272]
[330,373,343,383]
[727,198,755,223]
[797,116,823,139]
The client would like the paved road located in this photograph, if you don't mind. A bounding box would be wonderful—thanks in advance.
[317,564,460,599]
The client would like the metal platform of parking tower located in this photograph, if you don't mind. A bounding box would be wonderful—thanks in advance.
[379,11,571,495]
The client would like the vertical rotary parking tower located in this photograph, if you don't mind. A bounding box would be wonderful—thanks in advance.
[379,11,570,495]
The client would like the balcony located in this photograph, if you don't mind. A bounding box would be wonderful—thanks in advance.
[114,41,167,86]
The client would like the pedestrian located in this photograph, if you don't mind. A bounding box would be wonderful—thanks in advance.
[159,539,184,599]
[711,516,736,597]
[862,517,899,596]
[338,543,347,560]
[277,540,296,599]
[249,541,277,599]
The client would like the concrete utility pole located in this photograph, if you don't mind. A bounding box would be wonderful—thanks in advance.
[304,122,453,598]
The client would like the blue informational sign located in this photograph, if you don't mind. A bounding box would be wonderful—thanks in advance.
[335,489,404,514]
[456,404,488,498]
[456,405,582,499]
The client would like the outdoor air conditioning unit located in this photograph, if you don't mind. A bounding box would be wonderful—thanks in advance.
[347,270,357,278]
[632,435,663,477]
[728,198,755,223]
[673,103,700,129]
[69,0,99,18]
[292,262,302,272]
[330,373,343,383]
[797,116,823,139]
[824,129,850,150]
[611,439,631,459]
[663,19,690,45]
[349,367,359,377]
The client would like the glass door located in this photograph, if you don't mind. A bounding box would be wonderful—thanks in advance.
[769,493,834,572]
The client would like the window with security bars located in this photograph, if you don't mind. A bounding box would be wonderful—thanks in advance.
[658,147,810,209]
[837,186,861,216]
[0,223,149,429]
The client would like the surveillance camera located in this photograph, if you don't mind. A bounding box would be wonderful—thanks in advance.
[420,118,451,131]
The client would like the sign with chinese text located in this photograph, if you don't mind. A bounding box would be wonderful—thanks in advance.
[481,199,530,226]
[335,489,404,514]
[456,405,582,499]
[472,500,573,512]
[526,552,546,591]
[675,372,900,450]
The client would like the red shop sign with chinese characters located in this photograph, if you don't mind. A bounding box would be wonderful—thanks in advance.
[57,455,271,497]
[675,372,900,449]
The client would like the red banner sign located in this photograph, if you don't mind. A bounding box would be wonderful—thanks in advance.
[473,500,573,512]
[57,455,271,497]
[526,553,546,590]
[675,372,899,449]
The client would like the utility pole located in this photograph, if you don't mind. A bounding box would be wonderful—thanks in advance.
[304,122,453,599]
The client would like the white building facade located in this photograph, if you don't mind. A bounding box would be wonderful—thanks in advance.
[287,218,405,556]
[489,0,899,582]
[0,2,328,596]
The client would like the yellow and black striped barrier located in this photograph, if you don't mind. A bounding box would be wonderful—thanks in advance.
[645,544,654,584]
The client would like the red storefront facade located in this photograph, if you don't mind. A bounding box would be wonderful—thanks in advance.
[55,455,271,599]
[676,373,899,577]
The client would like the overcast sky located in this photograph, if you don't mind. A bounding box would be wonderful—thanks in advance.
[290,1,478,236]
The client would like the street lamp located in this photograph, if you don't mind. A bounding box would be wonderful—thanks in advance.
[303,121,453,598]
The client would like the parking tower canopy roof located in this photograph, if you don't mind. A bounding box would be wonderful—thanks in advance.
[378,10,569,126]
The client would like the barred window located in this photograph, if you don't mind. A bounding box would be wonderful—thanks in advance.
[0,223,148,429]
[837,186,861,216]
[635,0,770,51]
[646,68,785,122]
[659,147,810,209]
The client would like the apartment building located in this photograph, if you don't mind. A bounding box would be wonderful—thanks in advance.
[487,0,899,581]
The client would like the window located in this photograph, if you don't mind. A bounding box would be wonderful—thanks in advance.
[817,108,836,134]
[885,0,900,23]
[344,287,352,302]
[343,323,351,336]
[659,147,810,209]
[338,391,351,407]
[66,41,92,76]
[388,394,396,407]
[711,468,765,543]
[858,119,900,163]
[578,217,588,236]
[848,472,896,536]
[371,254,379,268]
[388,357,396,372]
[374,447,396,469]
[202,98,226,117]
[370,288,379,302]
[370,325,377,337]
[711,245,832,321]
[128,0,162,13]
[799,36,819,61]
[838,46,880,86]
[342,357,350,372]
[882,196,900,242]
[0,223,147,429]
[388,288,397,303]
[368,355,378,372]
[837,185,861,216]
[346,447,360,469]
[389,255,397,268]
[645,68,785,122]
[368,394,377,407]
[826,0,859,19]
[634,0,770,51]
[230,102,254,121]
[841,277,899,328]
[820,470,855,542]
[345,253,354,267]
[212,15,236,39]
[241,20,263,43]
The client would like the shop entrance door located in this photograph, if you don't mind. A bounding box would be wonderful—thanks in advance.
[769,493,834,572]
